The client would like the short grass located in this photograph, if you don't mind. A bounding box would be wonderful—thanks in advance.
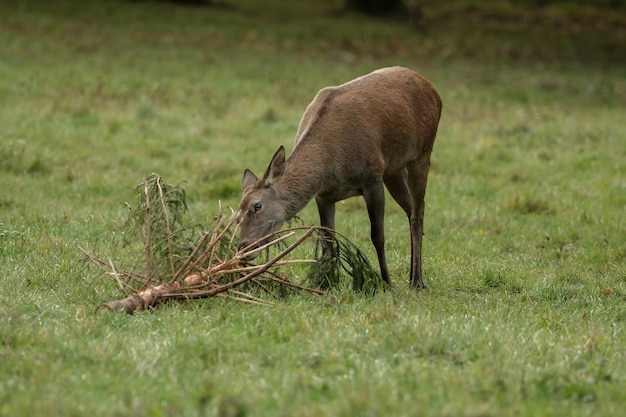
[1,0,625,416]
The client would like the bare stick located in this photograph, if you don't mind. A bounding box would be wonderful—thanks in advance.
[198,203,225,272]
[177,208,235,281]
[237,231,296,260]
[216,259,316,275]
[81,247,109,270]
[156,176,176,276]
[81,248,140,292]
[142,179,153,288]
[203,210,237,271]
[108,258,126,293]
[170,231,212,284]
[215,292,273,306]
[260,270,328,295]
[228,207,240,249]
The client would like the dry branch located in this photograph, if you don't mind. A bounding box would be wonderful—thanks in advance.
[89,217,326,314]
[87,175,383,314]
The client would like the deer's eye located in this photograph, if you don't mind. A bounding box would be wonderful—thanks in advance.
[253,202,262,212]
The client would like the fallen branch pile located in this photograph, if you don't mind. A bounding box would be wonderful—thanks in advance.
[84,174,383,314]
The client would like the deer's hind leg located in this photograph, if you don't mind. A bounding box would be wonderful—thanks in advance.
[384,168,412,217]
[406,155,431,290]
[384,168,420,288]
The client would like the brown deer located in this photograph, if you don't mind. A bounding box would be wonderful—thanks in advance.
[237,66,442,289]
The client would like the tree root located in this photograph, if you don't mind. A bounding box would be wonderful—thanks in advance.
[97,282,182,314]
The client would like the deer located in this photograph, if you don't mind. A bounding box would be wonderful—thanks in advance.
[236,66,442,289]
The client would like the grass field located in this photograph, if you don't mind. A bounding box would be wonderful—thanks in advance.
[1,0,625,416]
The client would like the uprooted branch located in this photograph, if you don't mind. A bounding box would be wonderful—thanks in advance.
[86,174,384,314]
[88,225,328,313]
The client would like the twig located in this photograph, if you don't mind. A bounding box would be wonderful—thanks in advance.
[228,290,274,306]
[183,228,315,299]
[108,258,126,293]
[251,278,273,294]
[215,292,273,306]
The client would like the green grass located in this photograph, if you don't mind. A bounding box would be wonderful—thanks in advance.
[1,0,625,416]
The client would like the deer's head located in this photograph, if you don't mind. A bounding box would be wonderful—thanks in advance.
[237,146,288,258]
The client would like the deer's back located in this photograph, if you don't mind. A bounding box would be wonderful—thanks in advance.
[292,67,441,178]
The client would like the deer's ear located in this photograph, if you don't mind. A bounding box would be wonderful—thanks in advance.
[263,146,285,186]
[242,169,258,193]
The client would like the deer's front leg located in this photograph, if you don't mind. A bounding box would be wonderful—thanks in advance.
[316,197,335,230]
[363,183,392,286]
[315,197,336,254]
[314,198,339,288]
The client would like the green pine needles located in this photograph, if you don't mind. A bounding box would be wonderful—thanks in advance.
[309,229,387,294]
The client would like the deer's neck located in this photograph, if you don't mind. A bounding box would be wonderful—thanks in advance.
[275,154,325,220]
